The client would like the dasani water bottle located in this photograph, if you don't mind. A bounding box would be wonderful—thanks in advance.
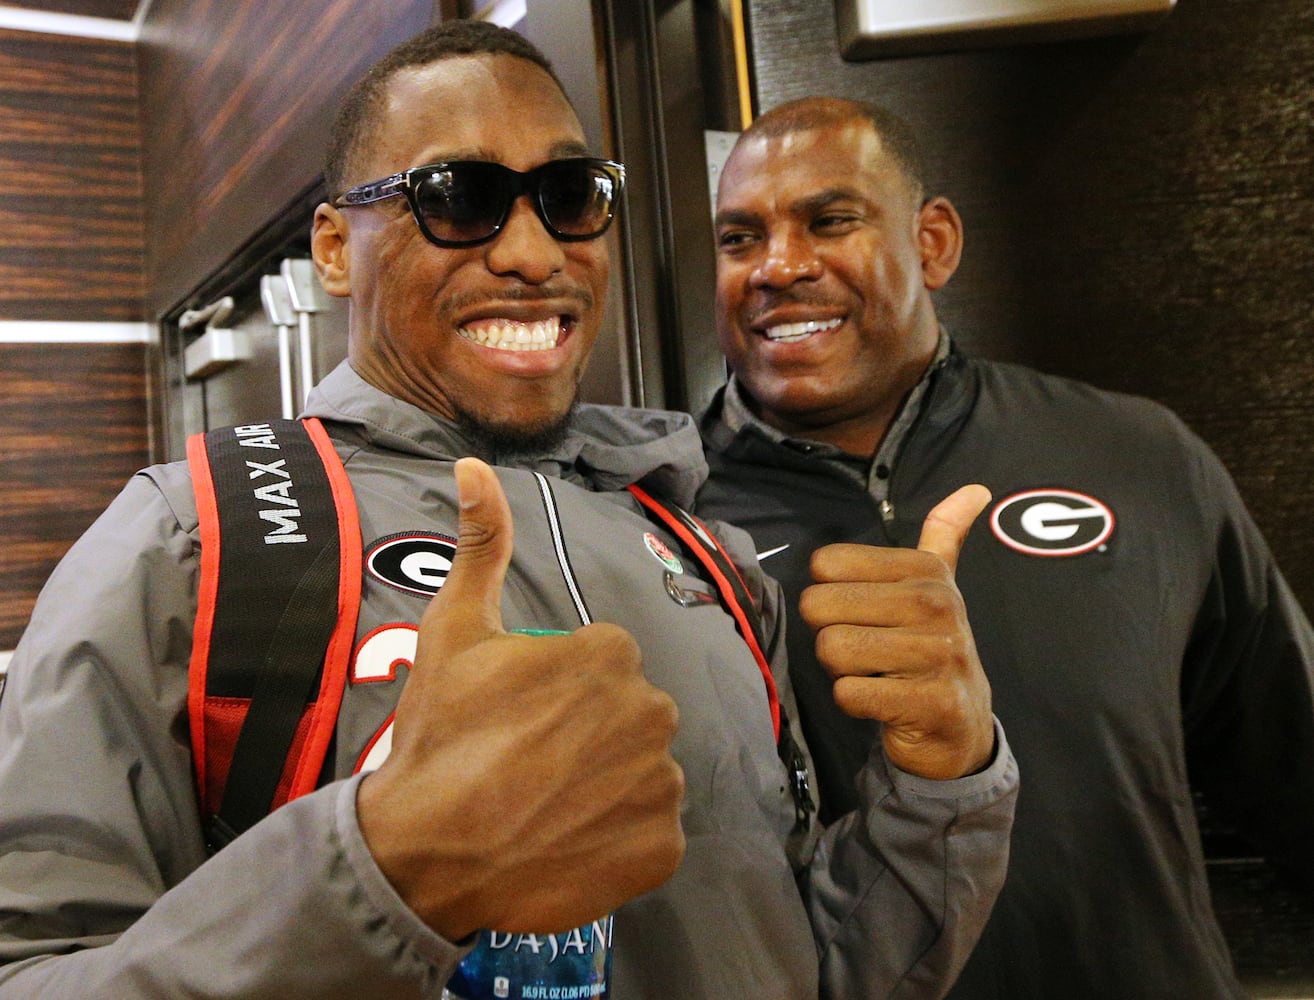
[443,629,614,1000]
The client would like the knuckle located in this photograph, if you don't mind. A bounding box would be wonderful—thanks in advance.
[456,515,500,558]
[912,548,954,580]
[645,829,687,888]
[664,826,688,871]
[909,578,956,619]
[831,676,867,716]
[797,585,825,627]
[928,684,957,720]
[646,688,680,739]
[584,621,642,664]
[923,678,968,723]
[814,625,849,673]
[929,630,969,670]
[808,546,835,579]
[662,758,686,804]
[809,543,860,582]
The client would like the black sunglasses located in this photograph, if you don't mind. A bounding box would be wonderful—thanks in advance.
[332,157,625,248]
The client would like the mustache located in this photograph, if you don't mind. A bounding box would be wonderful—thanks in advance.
[445,284,596,313]
[742,290,838,327]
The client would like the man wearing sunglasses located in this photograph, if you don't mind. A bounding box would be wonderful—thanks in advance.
[0,21,1017,1000]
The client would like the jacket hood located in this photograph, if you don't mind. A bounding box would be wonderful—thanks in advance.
[303,361,709,508]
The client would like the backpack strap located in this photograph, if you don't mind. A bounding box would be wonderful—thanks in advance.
[187,418,360,851]
[627,484,813,831]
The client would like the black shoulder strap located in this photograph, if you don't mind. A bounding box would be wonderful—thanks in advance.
[188,418,360,852]
[627,484,813,831]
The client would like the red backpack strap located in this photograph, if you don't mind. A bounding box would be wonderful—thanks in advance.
[187,417,360,851]
[627,484,813,830]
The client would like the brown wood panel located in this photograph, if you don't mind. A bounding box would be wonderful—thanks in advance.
[744,0,1314,616]
[0,28,143,320]
[0,343,149,648]
[138,0,436,318]
[2,0,140,20]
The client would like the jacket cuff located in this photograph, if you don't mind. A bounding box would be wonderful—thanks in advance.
[337,773,473,972]
[882,717,1017,802]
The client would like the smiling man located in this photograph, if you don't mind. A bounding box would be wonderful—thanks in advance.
[709,101,956,459]
[697,96,1314,999]
[313,46,609,456]
[0,29,1018,1000]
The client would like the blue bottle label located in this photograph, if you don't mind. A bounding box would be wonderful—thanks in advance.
[443,914,614,1000]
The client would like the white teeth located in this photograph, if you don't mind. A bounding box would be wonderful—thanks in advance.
[763,317,842,342]
[459,317,562,351]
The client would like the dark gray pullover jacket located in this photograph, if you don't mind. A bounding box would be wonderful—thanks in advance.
[698,349,1314,999]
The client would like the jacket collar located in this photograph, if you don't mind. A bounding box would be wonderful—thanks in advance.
[700,333,975,477]
[304,361,710,509]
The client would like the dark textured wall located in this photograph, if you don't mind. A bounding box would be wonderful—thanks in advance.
[744,0,1314,615]
[743,0,1314,981]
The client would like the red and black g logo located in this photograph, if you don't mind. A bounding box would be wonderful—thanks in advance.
[990,489,1115,557]
[365,533,458,596]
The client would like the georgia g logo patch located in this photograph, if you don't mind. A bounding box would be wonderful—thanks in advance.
[365,532,459,596]
[990,489,1115,557]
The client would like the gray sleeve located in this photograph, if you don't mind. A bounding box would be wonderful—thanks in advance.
[0,474,465,998]
[727,523,1019,1000]
[807,722,1018,1000]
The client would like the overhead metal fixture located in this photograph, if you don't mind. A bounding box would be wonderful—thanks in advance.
[181,296,251,380]
[836,0,1177,59]
[178,296,234,333]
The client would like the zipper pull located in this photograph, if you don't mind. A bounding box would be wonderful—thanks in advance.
[878,499,895,526]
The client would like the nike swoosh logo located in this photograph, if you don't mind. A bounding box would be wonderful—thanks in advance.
[756,543,790,562]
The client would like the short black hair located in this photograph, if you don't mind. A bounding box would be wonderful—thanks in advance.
[324,20,566,198]
[743,96,929,198]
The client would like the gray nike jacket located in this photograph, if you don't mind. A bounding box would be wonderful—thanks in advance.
[0,362,1017,999]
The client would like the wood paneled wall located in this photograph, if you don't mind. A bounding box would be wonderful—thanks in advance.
[0,343,150,646]
[0,27,148,650]
[0,28,143,320]
[0,1,440,648]
[744,0,1314,615]
[138,0,436,318]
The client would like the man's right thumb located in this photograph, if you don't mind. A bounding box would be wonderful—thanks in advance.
[421,457,514,644]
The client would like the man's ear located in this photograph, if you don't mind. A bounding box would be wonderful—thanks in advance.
[312,203,351,298]
[917,196,963,291]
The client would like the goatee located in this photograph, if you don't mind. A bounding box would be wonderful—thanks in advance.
[453,397,578,460]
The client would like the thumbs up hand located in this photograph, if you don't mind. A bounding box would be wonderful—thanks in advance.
[358,458,685,940]
[799,485,996,781]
